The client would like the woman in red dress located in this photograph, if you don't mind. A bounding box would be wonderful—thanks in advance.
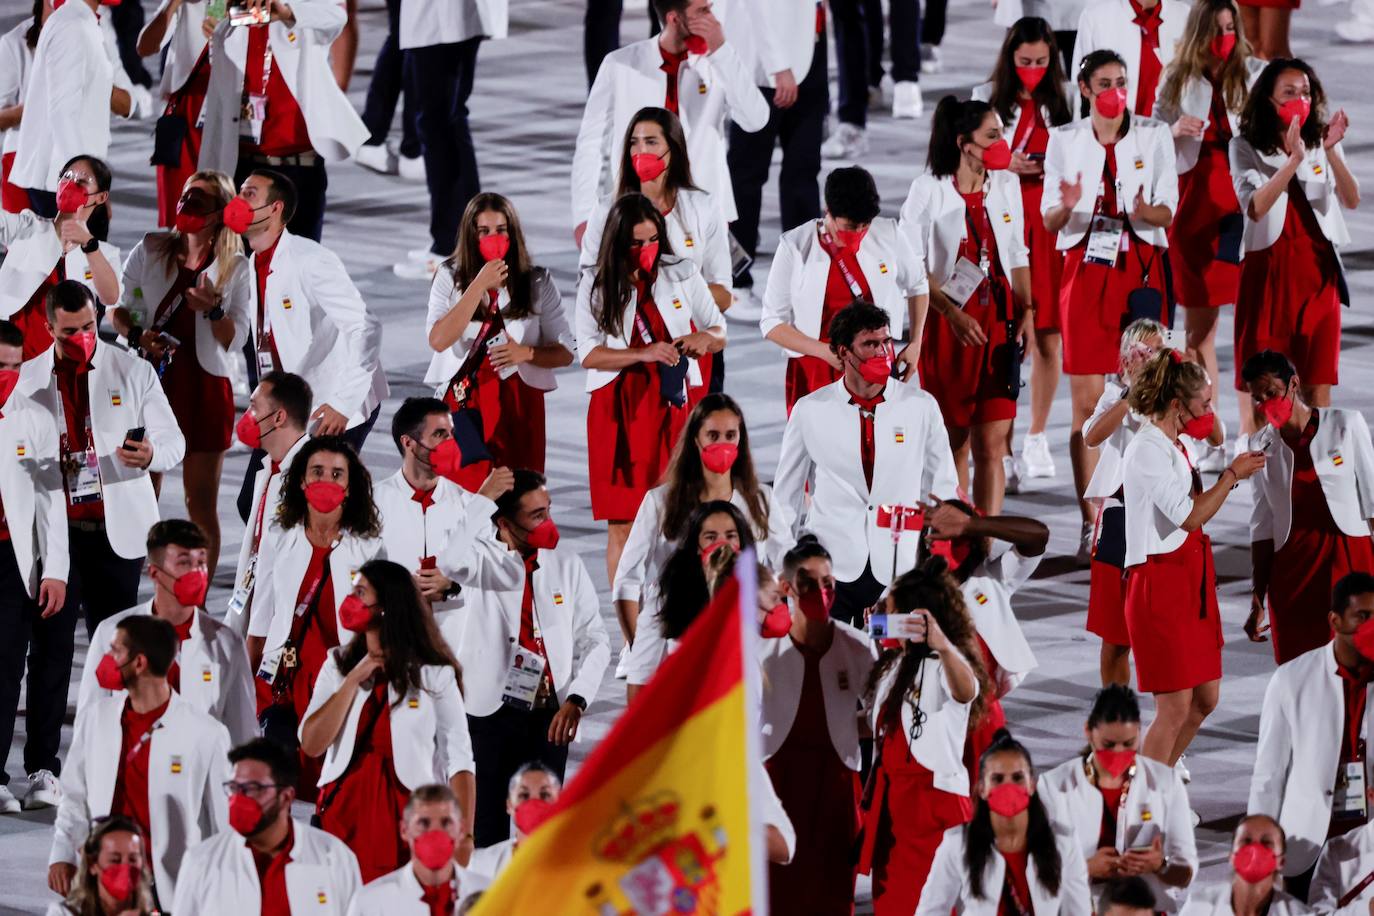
[301,559,475,882]
[1238,0,1295,60]
[424,192,574,491]
[113,170,249,574]
[575,193,726,586]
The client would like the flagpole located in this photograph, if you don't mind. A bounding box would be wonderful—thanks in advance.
[735,547,769,915]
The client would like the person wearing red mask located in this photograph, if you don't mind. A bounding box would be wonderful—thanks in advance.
[1179,815,1310,916]
[575,193,725,587]
[112,171,251,575]
[1073,0,1187,117]
[1243,351,1374,665]
[0,154,120,359]
[917,731,1091,916]
[426,193,573,490]
[762,166,927,414]
[299,560,476,881]
[468,762,562,880]
[1231,60,1358,416]
[973,19,1074,487]
[77,520,255,745]
[172,737,362,914]
[47,815,157,916]
[349,784,491,914]
[17,281,184,640]
[901,97,1033,515]
[1121,350,1264,765]
[1040,686,1197,912]
[1310,785,1374,914]
[757,535,875,914]
[246,437,383,800]
[774,301,959,627]
[1249,573,1374,901]
[440,469,610,847]
[1043,50,1179,561]
[47,615,230,905]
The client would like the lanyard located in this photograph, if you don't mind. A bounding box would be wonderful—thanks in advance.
[252,466,277,553]
[125,720,163,766]
[294,545,336,619]
[817,225,867,298]
[446,297,506,401]
[1347,679,1368,762]
[960,183,993,269]
[1012,100,1041,155]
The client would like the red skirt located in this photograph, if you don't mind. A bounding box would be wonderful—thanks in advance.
[1088,560,1131,646]
[1,151,30,215]
[586,365,687,522]
[449,363,548,492]
[159,306,234,452]
[1239,0,1298,8]
[1059,239,1167,376]
[919,281,1019,428]
[155,65,209,228]
[785,355,841,416]
[1170,147,1242,310]
[318,737,412,882]
[1021,180,1063,331]
[1125,529,1223,694]
[1269,527,1374,665]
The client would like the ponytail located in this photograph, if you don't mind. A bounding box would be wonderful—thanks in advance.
[927,96,995,179]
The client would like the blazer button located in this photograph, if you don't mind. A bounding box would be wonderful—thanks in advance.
[868,505,874,511]
[508,637,516,644]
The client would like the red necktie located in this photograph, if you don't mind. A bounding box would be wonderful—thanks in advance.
[421,881,455,916]
[412,486,435,512]
[848,389,885,491]
[1129,0,1163,116]
[659,46,688,114]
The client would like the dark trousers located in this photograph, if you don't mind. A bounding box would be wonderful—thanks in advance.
[234,405,380,524]
[832,562,884,628]
[234,157,328,243]
[0,541,78,783]
[110,0,154,88]
[726,38,827,288]
[360,0,420,158]
[889,0,923,83]
[830,0,871,127]
[922,0,949,46]
[68,525,143,638]
[404,39,483,256]
[468,704,570,846]
[584,0,624,86]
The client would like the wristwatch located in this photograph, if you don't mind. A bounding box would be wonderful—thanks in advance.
[567,694,587,711]
[207,305,226,322]
[81,237,99,254]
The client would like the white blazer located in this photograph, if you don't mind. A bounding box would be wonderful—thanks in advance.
[399,0,508,48]
[440,494,612,717]
[1250,642,1374,876]
[760,218,927,357]
[871,656,979,796]
[423,265,573,394]
[0,20,31,163]
[1152,59,1266,174]
[149,0,209,99]
[1073,0,1189,115]
[467,839,515,881]
[0,392,67,595]
[758,620,876,770]
[173,822,362,916]
[994,0,1086,31]
[1039,754,1198,912]
[250,231,390,428]
[120,236,252,379]
[302,655,475,789]
[1311,819,1374,916]
[1121,422,1195,566]
[1250,409,1374,551]
[229,433,307,637]
[917,819,1094,916]
[1083,380,1142,503]
[10,0,112,191]
[574,256,726,393]
[200,2,369,175]
[570,37,769,225]
[0,210,123,315]
[374,469,475,618]
[1231,138,1353,252]
[1043,116,1180,249]
[49,693,231,902]
[774,377,960,584]
[347,862,489,915]
[971,81,1073,143]
[722,0,818,88]
[17,343,186,560]
[900,171,1030,288]
[580,187,732,288]
[1180,885,1315,916]
[963,545,1040,698]
[78,603,258,746]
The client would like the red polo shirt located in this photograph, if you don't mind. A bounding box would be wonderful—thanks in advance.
[110,697,171,849]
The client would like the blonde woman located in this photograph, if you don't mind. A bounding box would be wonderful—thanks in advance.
[46,815,156,916]
[113,169,251,573]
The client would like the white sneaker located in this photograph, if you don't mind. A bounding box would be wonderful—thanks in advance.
[398,154,427,182]
[0,785,19,814]
[727,288,763,323]
[1077,521,1094,565]
[1003,455,1022,495]
[892,81,924,119]
[408,246,439,263]
[1336,17,1374,40]
[1198,442,1227,473]
[821,122,868,160]
[1021,432,1056,478]
[1175,755,1192,784]
[614,644,629,680]
[921,45,943,74]
[353,142,397,175]
[22,770,61,810]
[393,256,439,280]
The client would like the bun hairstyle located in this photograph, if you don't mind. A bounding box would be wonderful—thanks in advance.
[1126,349,1208,420]
[927,96,996,179]
[1087,683,1142,728]
[967,729,1062,900]
[781,533,832,579]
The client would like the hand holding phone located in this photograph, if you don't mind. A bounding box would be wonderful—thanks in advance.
[122,427,146,451]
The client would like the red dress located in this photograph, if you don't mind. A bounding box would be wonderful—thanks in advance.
[155,48,211,228]
[766,642,861,915]
[920,186,1019,428]
[586,281,688,521]
[1060,142,1169,376]
[1087,505,1131,646]
[318,683,412,883]
[0,151,29,215]
[1233,176,1341,391]
[150,262,235,452]
[1125,518,1224,693]
[998,850,1035,916]
[784,236,873,415]
[966,637,1008,785]
[1267,415,1374,664]
[1170,83,1242,310]
[1013,99,1062,331]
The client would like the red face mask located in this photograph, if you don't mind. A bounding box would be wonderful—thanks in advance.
[303,481,347,514]
[855,346,894,387]
[61,331,97,365]
[685,34,709,55]
[514,798,556,836]
[700,442,738,475]
[929,537,974,570]
[760,603,792,638]
[174,211,208,234]
[167,567,209,607]
[56,179,90,214]
[1233,842,1278,884]
[1095,87,1128,119]
[1277,97,1311,126]
[98,863,139,903]
[1353,618,1374,662]
[834,227,867,251]
[1181,410,1216,441]
[221,197,256,234]
[0,369,18,409]
[797,584,836,622]
[1094,748,1137,778]
[228,793,266,836]
[1210,32,1237,60]
[1015,65,1047,91]
[979,139,1014,171]
[427,438,464,482]
[632,152,668,183]
[95,653,127,691]
[1259,391,1294,428]
[700,539,732,565]
[412,830,456,870]
[339,595,376,632]
[100,0,123,6]
[632,240,659,273]
[524,518,561,550]
[234,410,268,449]
[985,782,1032,817]
[478,233,510,262]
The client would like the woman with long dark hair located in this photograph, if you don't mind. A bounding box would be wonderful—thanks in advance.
[1231,59,1358,413]
[614,393,786,678]
[974,18,1073,484]
[917,730,1091,916]
[46,816,156,916]
[900,95,1032,514]
[300,559,475,882]
[425,192,574,491]
[246,437,386,800]
[575,192,726,586]
[859,558,988,916]
[113,170,250,574]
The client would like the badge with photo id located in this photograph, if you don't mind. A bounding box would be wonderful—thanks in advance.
[240,94,266,143]
[1086,216,1125,266]
[1335,761,1368,817]
[500,647,547,710]
[941,257,985,309]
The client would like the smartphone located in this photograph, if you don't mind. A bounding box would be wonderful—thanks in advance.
[158,332,181,349]
[1027,153,1046,162]
[227,4,270,26]
[1127,821,1160,851]
[123,427,146,451]
[485,330,517,380]
[868,613,926,642]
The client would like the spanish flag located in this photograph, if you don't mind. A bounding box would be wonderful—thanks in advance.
[471,563,767,915]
